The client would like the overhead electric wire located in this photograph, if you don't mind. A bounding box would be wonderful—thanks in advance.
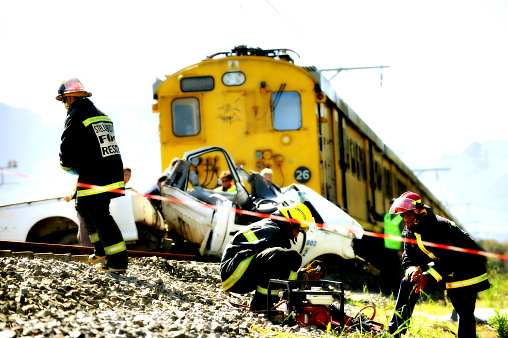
[264,0,301,34]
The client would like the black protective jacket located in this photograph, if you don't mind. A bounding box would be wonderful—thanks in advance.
[220,214,293,291]
[402,212,489,292]
[59,98,124,199]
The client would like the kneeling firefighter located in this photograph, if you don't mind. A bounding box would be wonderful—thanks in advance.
[220,202,323,311]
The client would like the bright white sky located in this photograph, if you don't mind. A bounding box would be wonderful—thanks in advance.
[2,0,508,168]
[1,1,508,184]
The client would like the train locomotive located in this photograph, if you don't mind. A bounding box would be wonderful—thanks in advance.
[152,45,455,268]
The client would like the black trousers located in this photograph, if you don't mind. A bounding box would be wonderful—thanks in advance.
[76,194,128,268]
[226,248,302,294]
[378,248,403,294]
[388,277,478,338]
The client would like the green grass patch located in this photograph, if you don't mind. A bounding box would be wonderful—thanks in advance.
[248,269,507,337]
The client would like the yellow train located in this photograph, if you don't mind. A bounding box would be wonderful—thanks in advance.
[152,45,454,234]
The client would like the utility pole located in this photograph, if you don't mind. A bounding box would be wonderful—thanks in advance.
[320,66,390,82]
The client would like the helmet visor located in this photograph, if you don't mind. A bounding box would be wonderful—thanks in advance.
[389,197,417,214]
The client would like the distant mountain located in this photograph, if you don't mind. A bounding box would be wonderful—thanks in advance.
[0,103,62,177]
[417,140,508,243]
[0,104,66,203]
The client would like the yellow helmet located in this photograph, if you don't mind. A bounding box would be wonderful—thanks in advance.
[279,203,313,232]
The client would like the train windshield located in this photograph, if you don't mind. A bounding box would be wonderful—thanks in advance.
[172,98,201,136]
[271,91,301,131]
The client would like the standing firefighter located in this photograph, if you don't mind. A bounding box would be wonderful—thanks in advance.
[57,78,128,274]
[220,202,323,311]
[388,191,489,338]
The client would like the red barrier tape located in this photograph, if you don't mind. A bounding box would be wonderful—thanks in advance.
[71,182,508,261]
[2,170,507,261]
[364,231,508,260]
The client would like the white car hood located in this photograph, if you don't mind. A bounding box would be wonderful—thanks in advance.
[291,185,364,239]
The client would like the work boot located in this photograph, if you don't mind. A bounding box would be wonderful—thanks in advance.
[88,254,106,264]
[95,263,127,274]
[250,291,268,311]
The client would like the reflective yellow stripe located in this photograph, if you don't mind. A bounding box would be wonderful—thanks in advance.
[257,285,281,296]
[222,254,256,291]
[222,229,262,291]
[243,229,259,242]
[405,266,418,279]
[104,241,127,255]
[76,181,125,197]
[257,270,298,295]
[446,273,488,289]
[90,233,99,243]
[414,233,438,260]
[289,270,298,280]
[427,267,442,282]
[83,116,112,127]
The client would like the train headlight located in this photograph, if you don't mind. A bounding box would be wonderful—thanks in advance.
[222,72,246,86]
[263,150,273,160]
[281,134,292,145]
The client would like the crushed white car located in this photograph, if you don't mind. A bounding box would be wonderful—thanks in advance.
[161,146,364,267]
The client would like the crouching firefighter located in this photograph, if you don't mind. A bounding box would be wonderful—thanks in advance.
[388,192,490,338]
[220,203,322,311]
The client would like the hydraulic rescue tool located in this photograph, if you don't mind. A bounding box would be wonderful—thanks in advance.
[267,279,385,335]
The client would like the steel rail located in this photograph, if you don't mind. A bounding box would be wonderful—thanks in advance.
[0,240,215,262]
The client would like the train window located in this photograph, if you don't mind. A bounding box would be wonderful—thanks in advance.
[272,91,302,131]
[374,162,382,189]
[360,149,367,181]
[384,168,392,198]
[396,178,407,197]
[350,140,356,174]
[171,97,201,136]
[343,129,349,170]
[356,143,362,179]
[181,76,214,92]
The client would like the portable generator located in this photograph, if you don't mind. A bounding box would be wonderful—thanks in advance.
[267,279,385,334]
[267,279,344,329]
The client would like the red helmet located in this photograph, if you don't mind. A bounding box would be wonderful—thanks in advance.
[55,78,92,101]
[389,191,430,215]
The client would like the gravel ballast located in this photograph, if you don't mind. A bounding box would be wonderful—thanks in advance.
[0,255,363,338]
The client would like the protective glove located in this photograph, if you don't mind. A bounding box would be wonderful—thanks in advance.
[299,260,325,289]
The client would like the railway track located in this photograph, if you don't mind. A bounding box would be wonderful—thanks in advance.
[0,240,213,262]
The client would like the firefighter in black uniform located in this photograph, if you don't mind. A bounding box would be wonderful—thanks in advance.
[220,202,317,311]
[388,192,489,338]
[57,78,128,273]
